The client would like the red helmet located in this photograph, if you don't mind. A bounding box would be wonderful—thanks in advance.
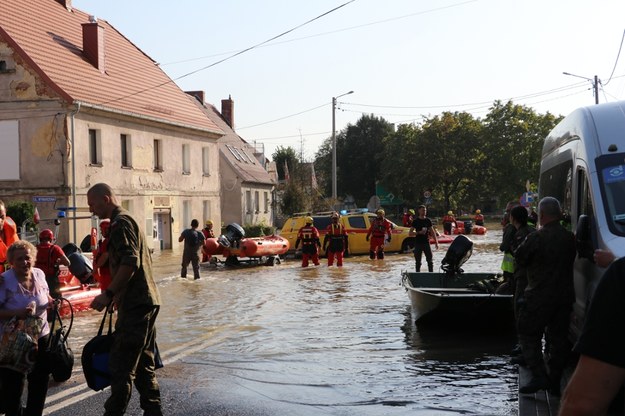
[99,220,111,232]
[39,229,54,241]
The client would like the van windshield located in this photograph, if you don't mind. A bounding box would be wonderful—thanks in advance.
[597,155,625,236]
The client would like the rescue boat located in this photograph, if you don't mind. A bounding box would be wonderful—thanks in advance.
[203,223,289,266]
[56,264,100,317]
[452,221,487,235]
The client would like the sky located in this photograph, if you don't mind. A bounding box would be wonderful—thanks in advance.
[73,0,625,162]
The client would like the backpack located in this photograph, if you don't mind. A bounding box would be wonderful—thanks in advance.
[82,307,115,391]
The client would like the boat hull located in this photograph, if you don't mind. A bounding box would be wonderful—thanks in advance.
[203,235,290,260]
[401,272,513,325]
[56,267,100,317]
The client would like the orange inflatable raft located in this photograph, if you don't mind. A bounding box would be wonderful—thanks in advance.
[203,223,290,266]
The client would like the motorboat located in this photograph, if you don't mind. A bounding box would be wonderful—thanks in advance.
[401,235,512,325]
[203,223,289,266]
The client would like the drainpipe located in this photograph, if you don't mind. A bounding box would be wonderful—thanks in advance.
[70,102,81,243]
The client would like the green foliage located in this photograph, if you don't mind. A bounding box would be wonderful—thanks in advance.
[272,146,300,181]
[243,224,276,237]
[5,201,35,229]
[279,182,307,215]
[314,100,562,212]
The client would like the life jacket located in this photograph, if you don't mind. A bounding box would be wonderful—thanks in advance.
[402,213,413,227]
[442,215,455,224]
[0,216,18,272]
[475,214,484,223]
[327,223,345,239]
[501,252,515,273]
[371,218,390,238]
[299,226,319,245]
[35,242,61,278]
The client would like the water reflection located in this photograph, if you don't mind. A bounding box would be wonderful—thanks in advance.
[69,224,519,415]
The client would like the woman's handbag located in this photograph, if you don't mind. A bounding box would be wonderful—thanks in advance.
[46,297,74,382]
[82,305,115,391]
[0,314,44,374]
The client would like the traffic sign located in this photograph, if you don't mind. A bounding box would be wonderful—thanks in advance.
[32,196,56,203]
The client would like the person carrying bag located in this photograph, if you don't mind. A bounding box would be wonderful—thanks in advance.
[46,297,74,382]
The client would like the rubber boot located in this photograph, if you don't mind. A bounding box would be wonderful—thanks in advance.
[378,251,384,260]
[369,251,376,259]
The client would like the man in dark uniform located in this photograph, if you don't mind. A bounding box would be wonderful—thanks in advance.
[409,205,438,272]
[514,197,576,395]
[88,183,163,416]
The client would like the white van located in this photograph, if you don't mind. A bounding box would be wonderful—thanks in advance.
[539,100,625,340]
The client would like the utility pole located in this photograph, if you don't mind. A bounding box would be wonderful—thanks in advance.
[563,72,600,105]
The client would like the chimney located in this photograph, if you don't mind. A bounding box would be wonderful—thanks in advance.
[185,90,205,104]
[82,17,105,73]
[56,0,72,10]
[221,96,234,129]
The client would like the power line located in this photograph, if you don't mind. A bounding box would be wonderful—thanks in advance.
[98,0,356,106]
[161,0,479,67]
[604,29,625,86]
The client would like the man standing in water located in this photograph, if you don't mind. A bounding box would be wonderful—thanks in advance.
[178,219,204,280]
[410,205,438,272]
[88,183,162,416]
[514,196,575,395]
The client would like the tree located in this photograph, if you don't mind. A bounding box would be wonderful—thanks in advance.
[272,146,300,181]
[381,112,482,213]
[279,181,308,215]
[481,100,563,205]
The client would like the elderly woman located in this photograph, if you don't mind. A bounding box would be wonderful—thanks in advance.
[0,240,53,416]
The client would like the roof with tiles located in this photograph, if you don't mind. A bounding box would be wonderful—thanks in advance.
[0,0,222,134]
[190,97,274,185]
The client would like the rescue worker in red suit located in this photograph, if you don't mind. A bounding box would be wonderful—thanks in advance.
[0,199,18,273]
[294,217,321,267]
[201,220,215,262]
[442,211,456,235]
[35,228,71,298]
[402,209,415,227]
[474,209,485,226]
[93,220,112,291]
[322,212,348,267]
[366,209,393,260]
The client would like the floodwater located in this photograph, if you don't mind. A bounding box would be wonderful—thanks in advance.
[65,223,519,415]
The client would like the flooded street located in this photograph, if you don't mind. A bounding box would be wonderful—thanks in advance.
[56,224,519,415]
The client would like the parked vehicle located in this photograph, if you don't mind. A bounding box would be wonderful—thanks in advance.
[280,210,417,256]
[538,100,625,340]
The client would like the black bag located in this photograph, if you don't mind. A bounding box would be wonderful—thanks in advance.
[82,306,164,391]
[82,306,115,391]
[46,297,74,382]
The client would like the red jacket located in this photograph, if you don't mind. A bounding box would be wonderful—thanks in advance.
[0,216,18,272]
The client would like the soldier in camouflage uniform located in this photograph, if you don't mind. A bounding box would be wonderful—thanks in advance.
[88,183,162,416]
[514,197,576,395]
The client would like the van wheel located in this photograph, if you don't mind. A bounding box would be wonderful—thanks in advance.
[402,239,415,253]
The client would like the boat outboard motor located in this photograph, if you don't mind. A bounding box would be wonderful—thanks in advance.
[67,252,94,284]
[217,223,245,248]
[441,234,473,276]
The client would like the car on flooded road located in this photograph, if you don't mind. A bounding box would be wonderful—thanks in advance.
[279,210,416,256]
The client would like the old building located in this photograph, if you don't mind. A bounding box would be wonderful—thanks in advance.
[189,93,275,229]
[0,0,224,251]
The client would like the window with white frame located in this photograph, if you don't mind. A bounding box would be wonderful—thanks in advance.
[203,200,211,224]
[202,147,210,176]
[0,120,19,180]
[254,191,259,213]
[153,139,163,171]
[245,191,252,214]
[89,129,102,165]
[264,191,269,213]
[182,144,190,174]
[182,200,191,228]
[120,134,132,168]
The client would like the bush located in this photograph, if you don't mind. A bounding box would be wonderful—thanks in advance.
[6,201,35,230]
[243,224,276,237]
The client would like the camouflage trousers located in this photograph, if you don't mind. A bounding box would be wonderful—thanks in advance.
[517,297,571,381]
[104,305,162,416]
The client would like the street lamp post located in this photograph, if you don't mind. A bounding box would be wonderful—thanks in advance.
[562,72,600,104]
[332,90,353,201]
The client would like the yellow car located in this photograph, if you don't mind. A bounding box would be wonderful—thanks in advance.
[280,210,415,256]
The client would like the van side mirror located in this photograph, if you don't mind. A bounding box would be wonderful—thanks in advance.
[575,214,594,260]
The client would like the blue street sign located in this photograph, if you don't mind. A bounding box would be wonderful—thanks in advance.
[32,196,56,203]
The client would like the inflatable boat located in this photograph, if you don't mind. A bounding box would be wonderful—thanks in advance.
[203,223,290,266]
